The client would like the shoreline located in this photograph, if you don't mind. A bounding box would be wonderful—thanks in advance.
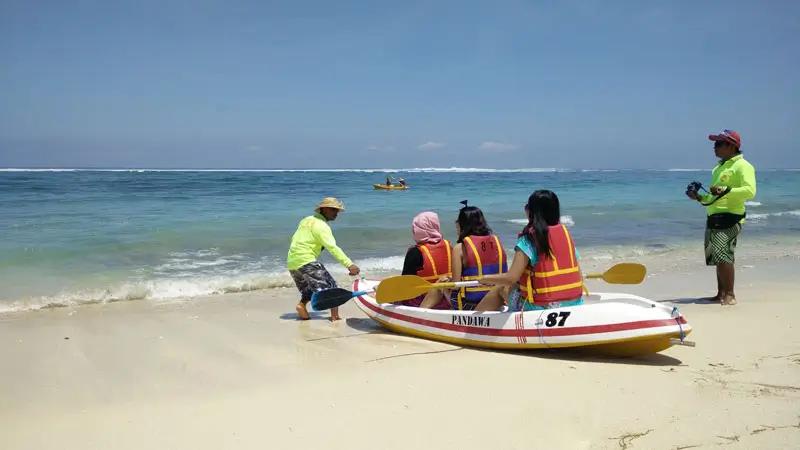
[2,258,799,449]
[3,234,799,315]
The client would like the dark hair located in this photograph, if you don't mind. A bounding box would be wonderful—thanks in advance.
[521,190,561,259]
[456,201,492,243]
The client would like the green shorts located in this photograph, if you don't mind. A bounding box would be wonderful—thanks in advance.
[704,223,742,266]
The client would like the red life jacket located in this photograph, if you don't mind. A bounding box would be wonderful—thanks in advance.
[518,224,583,306]
[414,239,453,282]
[455,235,507,309]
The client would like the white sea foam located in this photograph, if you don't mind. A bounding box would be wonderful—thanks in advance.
[0,253,410,313]
[746,210,800,221]
[506,215,575,227]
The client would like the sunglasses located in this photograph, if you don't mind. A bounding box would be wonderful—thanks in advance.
[713,140,730,149]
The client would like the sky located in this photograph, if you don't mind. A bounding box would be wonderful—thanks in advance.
[1,0,798,170]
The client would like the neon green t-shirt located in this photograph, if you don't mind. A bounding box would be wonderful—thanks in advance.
[286,214,354,271]
[697,154,757,217]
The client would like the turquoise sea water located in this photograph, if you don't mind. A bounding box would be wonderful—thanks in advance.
[1,167,799,312]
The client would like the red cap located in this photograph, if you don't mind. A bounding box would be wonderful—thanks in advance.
[708,129,741,148]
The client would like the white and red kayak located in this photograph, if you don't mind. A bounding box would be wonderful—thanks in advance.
[352,278,694,357]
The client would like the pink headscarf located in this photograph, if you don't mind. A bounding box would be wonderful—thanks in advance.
[412,211,443,244]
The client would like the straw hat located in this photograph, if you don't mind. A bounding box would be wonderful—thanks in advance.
[314,197,345,213]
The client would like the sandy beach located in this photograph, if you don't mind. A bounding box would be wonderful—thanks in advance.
[2,253,799,450]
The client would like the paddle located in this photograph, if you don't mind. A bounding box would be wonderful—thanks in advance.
[374,263,647,304]
[374,275,479,304]
[583,263,646,284]
[310,286,374,311]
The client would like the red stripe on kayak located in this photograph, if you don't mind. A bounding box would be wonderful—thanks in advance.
[353,280,687,338]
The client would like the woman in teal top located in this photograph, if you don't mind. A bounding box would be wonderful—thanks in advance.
[506,234,583,311]
[476,190,585,312]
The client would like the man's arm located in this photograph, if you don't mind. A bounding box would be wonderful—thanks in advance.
[311,221,354,268]
[696,192,713,204]
[726,162,757,202]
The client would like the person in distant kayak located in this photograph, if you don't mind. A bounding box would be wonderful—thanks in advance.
[475,190,585,312]
[686,129,756,306]
[399,211,452,309]
[385,176,392,186]
[446,201,508,311]
[287,197,360,321]
[398,178,406,187]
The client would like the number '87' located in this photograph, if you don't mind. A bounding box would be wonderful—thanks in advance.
[544,311,571,327]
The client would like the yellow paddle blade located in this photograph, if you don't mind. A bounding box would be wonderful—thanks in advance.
[584,263,646,284]
[375,275,432,304]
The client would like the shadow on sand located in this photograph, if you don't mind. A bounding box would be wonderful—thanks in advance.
[481,347,685,367]
[657,297,720,305]
[279,311,332,321]
[342,317,686,367]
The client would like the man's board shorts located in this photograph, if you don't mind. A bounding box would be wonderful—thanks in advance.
[704,223,742,266]
[289,261,338,301]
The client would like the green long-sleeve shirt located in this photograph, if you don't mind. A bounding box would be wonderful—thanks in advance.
[697,154,757,217]
[286,214,353,271]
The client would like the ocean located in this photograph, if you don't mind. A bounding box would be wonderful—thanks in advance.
[2,167,799,313]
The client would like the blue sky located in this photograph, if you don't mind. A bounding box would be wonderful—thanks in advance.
[1,0,798,169]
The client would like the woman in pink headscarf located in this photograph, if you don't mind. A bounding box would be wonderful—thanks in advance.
[398,211,453,309]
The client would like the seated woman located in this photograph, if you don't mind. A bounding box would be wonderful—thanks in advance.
[399,211,452,309]
[475,190,584,312]
[449,201,508,311]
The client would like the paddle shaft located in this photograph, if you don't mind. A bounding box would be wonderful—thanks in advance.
[428,280,480,289]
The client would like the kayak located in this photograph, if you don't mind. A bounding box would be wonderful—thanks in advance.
[351,278,695,357]
[373,184,409,190]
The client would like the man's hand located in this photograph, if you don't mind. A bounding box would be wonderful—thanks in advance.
[436,275,452,283]
[347,264,360,276]
[709,185,726,195]
[686,190,698,200]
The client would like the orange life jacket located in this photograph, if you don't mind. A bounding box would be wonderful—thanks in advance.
[414,239,453,282]
[518,224,583,306]
[455,235,507,309]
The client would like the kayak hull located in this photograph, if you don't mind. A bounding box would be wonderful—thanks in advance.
[373,184,409,190]
[352,278,694,357]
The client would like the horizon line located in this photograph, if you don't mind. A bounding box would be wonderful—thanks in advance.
[1,166,797,172]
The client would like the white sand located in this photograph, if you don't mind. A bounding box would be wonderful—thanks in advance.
[2,257,799,449]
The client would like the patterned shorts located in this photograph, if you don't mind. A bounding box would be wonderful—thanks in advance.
[704,223,742,266]
[397,293,451,309]
[289,261,338,301]
[448,291,479,311]
[508,285,583,311]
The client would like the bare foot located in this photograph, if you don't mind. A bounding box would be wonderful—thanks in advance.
[701,294,722,303]
[721,295,737,306]
[329,307,341,321]
[295,302,310,320]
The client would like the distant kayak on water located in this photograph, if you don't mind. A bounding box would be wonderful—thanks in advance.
[373,184,410,190]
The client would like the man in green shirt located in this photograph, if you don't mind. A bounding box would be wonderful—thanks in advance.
[287,197,360,320]
[686,129,756,306]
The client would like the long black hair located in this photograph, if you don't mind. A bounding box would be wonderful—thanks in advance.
[456,200,492,243]
[521,190,561,259]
